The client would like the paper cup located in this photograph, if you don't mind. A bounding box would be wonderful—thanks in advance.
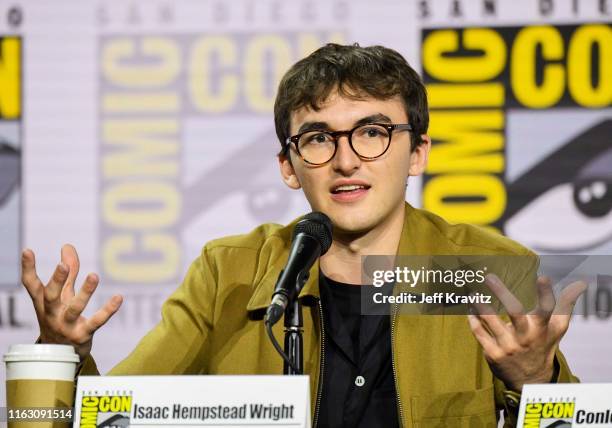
[4,344,79,427]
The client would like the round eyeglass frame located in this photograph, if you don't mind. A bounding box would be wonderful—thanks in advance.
[282,123,413,165]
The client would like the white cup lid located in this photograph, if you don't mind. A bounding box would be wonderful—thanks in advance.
[3,344,80,363]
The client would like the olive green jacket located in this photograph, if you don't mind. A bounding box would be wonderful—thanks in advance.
[80,203,577,427]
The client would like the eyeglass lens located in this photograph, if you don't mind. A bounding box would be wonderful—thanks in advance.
[297,124,390,164]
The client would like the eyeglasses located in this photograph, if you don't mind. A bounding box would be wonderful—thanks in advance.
[283,123,412,165]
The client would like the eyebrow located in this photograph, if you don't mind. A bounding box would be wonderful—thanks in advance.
[296,113,394,134]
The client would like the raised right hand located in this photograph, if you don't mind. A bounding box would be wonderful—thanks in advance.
[21,244,123,361]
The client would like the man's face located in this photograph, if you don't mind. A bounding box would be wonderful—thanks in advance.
[279,91,430,235]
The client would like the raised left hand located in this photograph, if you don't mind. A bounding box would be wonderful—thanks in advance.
[467,274,586,391]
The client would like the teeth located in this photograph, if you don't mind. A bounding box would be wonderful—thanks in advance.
[335,184,365,192]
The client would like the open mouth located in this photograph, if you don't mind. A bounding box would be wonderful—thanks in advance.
[330,183,371,202]
[331,184,371,194]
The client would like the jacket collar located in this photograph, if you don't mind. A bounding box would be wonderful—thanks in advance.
[246,202,422,318]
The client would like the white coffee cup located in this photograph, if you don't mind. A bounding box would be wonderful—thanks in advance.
[4,344,80,427]
[4,344,80,381]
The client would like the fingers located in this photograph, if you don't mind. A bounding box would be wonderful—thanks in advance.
[63,273,99,323]
[484,273,527,332]
[467,314,498,354]
[534,276,556,323]
[555,280,587,316]
[86,295,123,333]
[471,301,515,349]
[21,249,45,308]
[44,262,70,311]
[60,244,80,300]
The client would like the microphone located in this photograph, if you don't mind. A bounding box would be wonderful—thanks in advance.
[264,212,333,325]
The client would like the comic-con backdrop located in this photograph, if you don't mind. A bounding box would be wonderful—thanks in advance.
[0,0,610,403]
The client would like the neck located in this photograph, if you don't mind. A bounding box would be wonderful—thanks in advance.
[320,202,406,285]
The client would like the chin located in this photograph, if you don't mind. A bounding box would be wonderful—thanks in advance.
[327,200,404,237]
[328,214,377,236]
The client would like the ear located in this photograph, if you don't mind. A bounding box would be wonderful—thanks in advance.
[408,134,431,176]
[278,151,301,190]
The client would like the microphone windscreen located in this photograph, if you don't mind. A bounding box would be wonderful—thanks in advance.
[293,212,333,254]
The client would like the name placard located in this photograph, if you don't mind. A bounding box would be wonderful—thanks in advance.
[74,375,310,427]
[517,383,612,427]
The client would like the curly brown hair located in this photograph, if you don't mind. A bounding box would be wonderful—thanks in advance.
[274,43,428,154]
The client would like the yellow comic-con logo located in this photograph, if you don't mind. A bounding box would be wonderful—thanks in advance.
[522,400,575,428]
[80,394,132,428]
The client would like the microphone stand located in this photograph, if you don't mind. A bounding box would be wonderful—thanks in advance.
[283,271,309,375]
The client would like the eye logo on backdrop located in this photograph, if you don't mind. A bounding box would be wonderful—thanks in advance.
[0,35,21,289]
[503,119,612,253]
[421,23,612,254]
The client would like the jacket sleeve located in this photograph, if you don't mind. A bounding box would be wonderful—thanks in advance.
[78,247,217,376]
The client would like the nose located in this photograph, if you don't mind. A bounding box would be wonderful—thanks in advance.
[331,134,361,174]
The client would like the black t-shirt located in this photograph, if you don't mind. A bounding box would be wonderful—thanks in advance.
[317,273,400,428]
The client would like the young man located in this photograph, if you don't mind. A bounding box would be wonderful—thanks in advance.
[22,43,584,427]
